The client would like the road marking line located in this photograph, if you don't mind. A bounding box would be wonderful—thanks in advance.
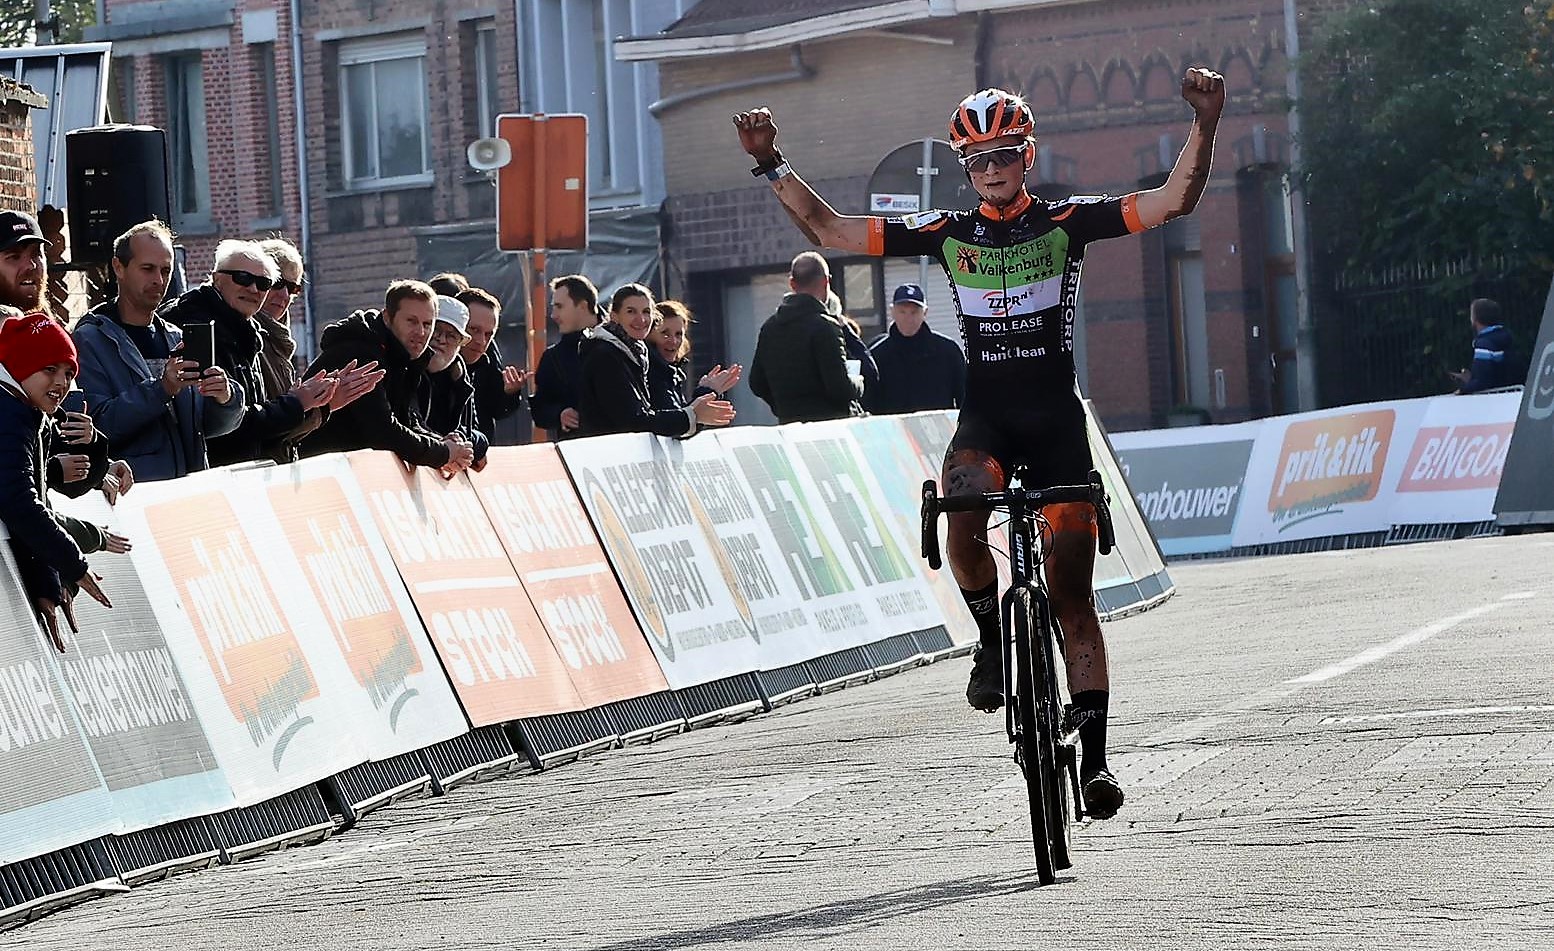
[1501,592,1536,601]
[1321,705,1554,725]
[1143,600,1514,746]
[414,577,522,594]
[1285,604,1505,685]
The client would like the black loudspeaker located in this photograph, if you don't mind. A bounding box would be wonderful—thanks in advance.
[65,124,172,264]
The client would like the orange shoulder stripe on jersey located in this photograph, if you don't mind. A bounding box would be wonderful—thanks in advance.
[1121,193,1145,233]
[1052,205,1078,222]
[867,217,886,256]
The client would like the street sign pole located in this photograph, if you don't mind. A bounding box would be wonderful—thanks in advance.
[916,136,937,290]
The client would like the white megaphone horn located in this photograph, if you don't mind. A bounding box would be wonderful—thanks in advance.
[466,137,512,172]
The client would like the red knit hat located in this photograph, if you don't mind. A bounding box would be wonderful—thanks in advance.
[0,312,78,383]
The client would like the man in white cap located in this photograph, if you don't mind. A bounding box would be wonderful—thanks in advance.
[422,295,487,471]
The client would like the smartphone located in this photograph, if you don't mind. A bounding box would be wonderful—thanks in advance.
[181,321,216,373]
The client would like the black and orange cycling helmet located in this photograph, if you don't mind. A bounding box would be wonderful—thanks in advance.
[948,88,1036,151]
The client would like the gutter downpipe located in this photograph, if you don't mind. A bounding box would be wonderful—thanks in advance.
[289,0,316,359]
[1284,0,1317,410]
[647,45,813,117]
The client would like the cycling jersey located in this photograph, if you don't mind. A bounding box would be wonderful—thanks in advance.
[867,191,1143,412]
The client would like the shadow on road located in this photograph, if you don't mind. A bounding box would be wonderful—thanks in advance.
[586,872,1061,950]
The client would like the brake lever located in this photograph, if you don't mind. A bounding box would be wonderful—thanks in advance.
[920,480,942,570]
[1089,470,1116,557]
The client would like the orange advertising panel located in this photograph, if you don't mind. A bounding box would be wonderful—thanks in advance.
[347,452,583,726]
[266,475,424,704]
[144,492,320,733]
[474,446,670,706]
[1396,422,1514,493]
[1266,410,1397,515]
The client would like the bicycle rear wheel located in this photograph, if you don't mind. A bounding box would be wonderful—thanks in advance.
[1008,586,1057,884]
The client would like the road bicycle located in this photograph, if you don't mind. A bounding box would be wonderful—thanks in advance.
[920,468,1115,885]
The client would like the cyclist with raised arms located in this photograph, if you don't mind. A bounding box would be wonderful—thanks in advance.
[733,67,1225,820]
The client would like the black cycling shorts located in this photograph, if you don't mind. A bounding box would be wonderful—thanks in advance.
[946,407,1093,492]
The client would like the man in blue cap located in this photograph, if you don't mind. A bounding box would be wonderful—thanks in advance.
[867,282,966,414]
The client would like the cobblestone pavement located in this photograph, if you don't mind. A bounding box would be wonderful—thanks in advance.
[7,534,1553,950]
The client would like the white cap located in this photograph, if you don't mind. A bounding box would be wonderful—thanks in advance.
[435,295,470,338]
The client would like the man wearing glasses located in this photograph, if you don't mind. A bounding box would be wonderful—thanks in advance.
[162,239,338,467]
[733,67,1225,821]
[73,220,245,482]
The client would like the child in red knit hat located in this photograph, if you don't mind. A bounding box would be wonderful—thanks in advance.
[0,312,114,651]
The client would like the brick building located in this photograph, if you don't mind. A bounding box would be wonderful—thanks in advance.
[621,0,1332,431]
[94,0,690,372]
[0,77,45,213]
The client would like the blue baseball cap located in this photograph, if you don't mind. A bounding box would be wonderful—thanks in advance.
[892,283,926,306]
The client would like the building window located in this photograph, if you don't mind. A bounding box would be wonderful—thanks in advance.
[474,21,501,139]
[254,43,284,217]
[165,53,211,226]
[119,58,136,123]
[338,34,431,186]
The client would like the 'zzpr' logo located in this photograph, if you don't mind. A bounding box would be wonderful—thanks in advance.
[955,246,981,274]
[982,287,1031,316]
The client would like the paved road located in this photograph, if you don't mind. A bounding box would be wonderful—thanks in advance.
[8,534,1554,950]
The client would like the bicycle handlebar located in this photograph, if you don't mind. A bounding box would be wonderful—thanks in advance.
[920,470,1116,571]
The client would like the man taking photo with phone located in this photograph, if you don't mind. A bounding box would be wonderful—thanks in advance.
[73,220,245,482]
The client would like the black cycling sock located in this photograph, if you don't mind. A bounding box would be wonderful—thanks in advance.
[960,582,1001,650]
[1070,689,1109,776]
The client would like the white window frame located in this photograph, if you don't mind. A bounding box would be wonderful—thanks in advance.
[338,33,433,188]
[475,21,499,140]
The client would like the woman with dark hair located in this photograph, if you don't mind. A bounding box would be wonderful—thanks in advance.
[577,284,736,437]
[647,299,742,411]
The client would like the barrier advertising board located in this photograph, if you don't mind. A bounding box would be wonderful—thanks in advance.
[1392,392,1520,526]
[559,435,762,688]
[348,452,582,725]
[1233,399,1430,546]
[49,494,232,832]
[1112,421,1262,556]
[252,457,468,753]
[1082,401,1173,607]
[473,445,670,706]
[0,545,120,864]
[115,473,367,806]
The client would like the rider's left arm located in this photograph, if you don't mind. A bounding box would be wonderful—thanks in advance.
[1133,67,1226,230]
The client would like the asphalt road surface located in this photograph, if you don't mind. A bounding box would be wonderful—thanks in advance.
[8,534,1553,950]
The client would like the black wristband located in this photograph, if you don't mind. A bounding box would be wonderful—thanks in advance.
[749,147,786,177]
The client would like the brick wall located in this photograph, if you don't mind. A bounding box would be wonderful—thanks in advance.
[0,80,42,213]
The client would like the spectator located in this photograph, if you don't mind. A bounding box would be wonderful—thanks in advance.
[577,283,735,438]
[647,299,741,411]
[866,283,967,414]
[0,313,114,651]
[303,280,473,472]
[456,286,527,443]
[73,221,243,482]
[530,274,601,439]
[422,295,489,469]
[0,211,49,312]
[1450,298,1519,394]
[428,272,470,298]
[749,251,863,424]
[161,240,336,467]
[255,238,382,463]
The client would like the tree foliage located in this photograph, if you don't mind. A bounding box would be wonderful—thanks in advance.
[0,0,97,47]
[1300,0,1554,276]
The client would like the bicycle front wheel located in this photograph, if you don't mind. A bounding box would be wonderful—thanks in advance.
[1009,585,1057,884]
[1033,587,1073,871]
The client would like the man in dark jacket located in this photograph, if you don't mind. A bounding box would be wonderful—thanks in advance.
[161,239,335,467]
[530,274,600,439]
[1450,298,1519,394]
[303,280,474,471]
[456,286,526,443]
[422,295,489,467]
[73,221,244,482]
[748,251,862,424]
[867,283,967,414]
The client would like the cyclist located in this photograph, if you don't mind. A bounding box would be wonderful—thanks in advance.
[733,67,1225,820]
